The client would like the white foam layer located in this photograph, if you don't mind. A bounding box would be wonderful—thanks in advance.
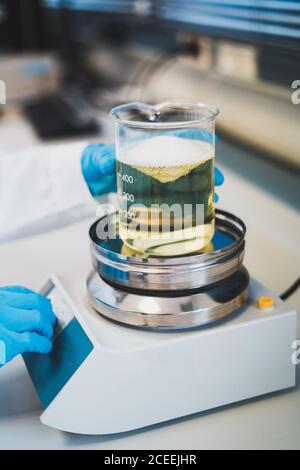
[118,135,213,167]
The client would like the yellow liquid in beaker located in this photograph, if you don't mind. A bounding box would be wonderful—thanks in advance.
[117,136,215,257]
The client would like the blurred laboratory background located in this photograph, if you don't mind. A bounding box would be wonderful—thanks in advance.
[0,0,299,303]
[0,1,300,451]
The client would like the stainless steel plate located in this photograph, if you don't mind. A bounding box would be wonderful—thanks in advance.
[89,209,247,293]
[87,267,249,330]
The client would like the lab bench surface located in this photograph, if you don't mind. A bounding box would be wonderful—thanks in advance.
[0,112,299,450]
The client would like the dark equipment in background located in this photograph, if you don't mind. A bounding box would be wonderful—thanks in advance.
[0,0,103,139]
[3,1,300,63]
[23,91,100,140]
[41,1,300,89]
[158,0,300,51]
[0,0,45,52]
[42,0,300,50]
[3,1,300,138]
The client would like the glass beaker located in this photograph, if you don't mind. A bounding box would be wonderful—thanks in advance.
[110,101,219,257]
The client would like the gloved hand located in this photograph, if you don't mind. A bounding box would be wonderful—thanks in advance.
[0,286,56,367]
[81,143,117,197]
[173,129,224,201]
[81,134,224,198]
[214,167,224,202]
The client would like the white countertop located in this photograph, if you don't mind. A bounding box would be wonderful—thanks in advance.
[0,110,299,450]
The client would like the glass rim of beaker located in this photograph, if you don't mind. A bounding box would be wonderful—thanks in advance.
[110,100,219,129]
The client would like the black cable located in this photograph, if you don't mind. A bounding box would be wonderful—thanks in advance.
[140,51,177,100]
[124,47,176,101]
[145,42,201,95]
[128,41,201,101]
[280,276,300,301]
[141,42,200,91]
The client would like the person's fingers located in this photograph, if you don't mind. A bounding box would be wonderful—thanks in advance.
[92,144,116,176]
[214,167,224,203]
[0,327,20,364]
[0,289,56,326]
[0,331,6,365]
[18,331,53,355]
[0,327,53,364]
[1,285,35,294]
[0,305,54,339]
[214,167,224,186]
[172,129,218,143]
[82,143,116,184]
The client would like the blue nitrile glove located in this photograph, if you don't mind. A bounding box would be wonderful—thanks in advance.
[173,129,224,201]
[173,128,215,144]
[214,167,224,202]
[81,144,117,197]
[0,286,56,368]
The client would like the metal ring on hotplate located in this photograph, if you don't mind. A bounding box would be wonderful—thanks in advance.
[89,209,247,293]
[87,266,249,330]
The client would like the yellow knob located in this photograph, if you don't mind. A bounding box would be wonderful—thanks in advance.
[257,296,274,310]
